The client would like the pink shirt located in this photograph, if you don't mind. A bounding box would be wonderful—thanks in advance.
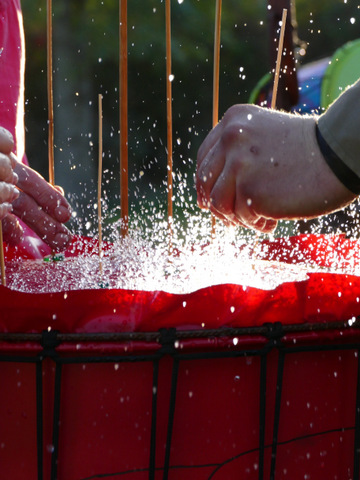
[0,0,25,161]
[1,1,51,258]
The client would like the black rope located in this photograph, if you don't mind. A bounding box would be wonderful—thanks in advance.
[258,354,267,480]
[163,358,179,480]
[270,350,285,480]
[51,362,62,480]
[149,359,159,480]
[1,321,360,479]
[36,360,43,480]
[0,319,359,345]
[208,425,356,479]
[354,348,360,479]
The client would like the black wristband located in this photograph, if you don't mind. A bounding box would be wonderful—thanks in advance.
[315,123,360,195]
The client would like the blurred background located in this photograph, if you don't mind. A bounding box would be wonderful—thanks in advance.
[21,0,360,236]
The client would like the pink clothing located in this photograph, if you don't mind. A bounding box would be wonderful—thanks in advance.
[0,0,25,161]
[1,1,51,258]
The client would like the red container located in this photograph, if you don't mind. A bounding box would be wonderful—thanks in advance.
[0,327,359,480]
[1,234,360,479]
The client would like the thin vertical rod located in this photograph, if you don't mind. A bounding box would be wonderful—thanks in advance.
[211,0,222,237]
[165,0,173,237]
[163,359,179,480]
[258,354,267,480]
[270,350,285,479]
[0,221,5,286]
[149,359,159,480]
[271,8,287,110]
[98,94,103,277]
[353,348,360,478]
[36,361,43,480]
[212,0,222,129]
[252,8,287,259]
[51,363,62,480]
[47,0,55,185]
[119,0,129,237]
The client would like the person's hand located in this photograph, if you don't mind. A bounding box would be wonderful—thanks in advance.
[196,104,357,233]
[0,129,19,220]
[3,158,72,250]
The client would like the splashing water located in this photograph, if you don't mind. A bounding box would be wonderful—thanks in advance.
[6,188,360,295]
[4,206,344,295]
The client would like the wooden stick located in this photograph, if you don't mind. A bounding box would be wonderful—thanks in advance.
[47,0,55,186]
[271,8,287,110]
[119,0,129,237]
[252,8,287,263]
[98,94,103,277]
[165,0,173,240]
[211,0,222,237]
[0,221,5,287]
[212,0,222,129]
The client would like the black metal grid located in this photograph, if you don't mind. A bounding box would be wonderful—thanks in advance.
[0,322,359,480]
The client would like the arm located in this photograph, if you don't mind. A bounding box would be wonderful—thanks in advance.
[196,101,357,233]
[317,79,360,185]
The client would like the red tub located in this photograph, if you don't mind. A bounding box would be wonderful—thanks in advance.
[1,234,360,480]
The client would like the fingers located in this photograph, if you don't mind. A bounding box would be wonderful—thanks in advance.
[0,179,19,221]
[0,153,18,184]
[1,213,24,245]
[197,140,226,209]
[208,163,277,233]
[11,190,72,251]
[197,121,223,171]
[0,182,19,204]
[54,185,65,196]
[0,128,14,155]
[233,187,277,233]
[196,110,278,234]
[13,162,72,223]
[0,203,13,221]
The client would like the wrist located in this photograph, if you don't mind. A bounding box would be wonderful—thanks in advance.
[315,123,360,195]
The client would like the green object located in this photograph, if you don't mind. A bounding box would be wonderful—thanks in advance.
[321,39,360,109]
[248,72,272,105]
[43,253,65,263]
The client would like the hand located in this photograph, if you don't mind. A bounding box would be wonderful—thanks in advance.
[2,158,72,250]
[196,104,356,233]
[0,128,19,220]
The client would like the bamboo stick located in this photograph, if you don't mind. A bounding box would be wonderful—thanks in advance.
[165,0,173,239]
[271,8,287,110]
[47,0,55,186]
[212,0,222,129]
[252,8,287,262]
[211,0,222,237]
[0,221,5,286]
[119,0,129,237]
[98,94,103,277]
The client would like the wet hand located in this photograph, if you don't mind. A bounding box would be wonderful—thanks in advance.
[196,104,356,233]
[3,158,72,251]
[0,128,19,221]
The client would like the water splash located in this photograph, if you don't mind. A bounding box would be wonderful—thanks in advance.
[3,208,326,295]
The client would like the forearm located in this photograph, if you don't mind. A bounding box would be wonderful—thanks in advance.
[317,79,360,183]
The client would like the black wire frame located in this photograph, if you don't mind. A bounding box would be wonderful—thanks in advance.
[0,324,359,480]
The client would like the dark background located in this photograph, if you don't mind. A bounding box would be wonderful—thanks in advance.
[21,0,360,235]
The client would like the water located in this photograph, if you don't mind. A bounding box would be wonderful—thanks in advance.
[5,210,330,295]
